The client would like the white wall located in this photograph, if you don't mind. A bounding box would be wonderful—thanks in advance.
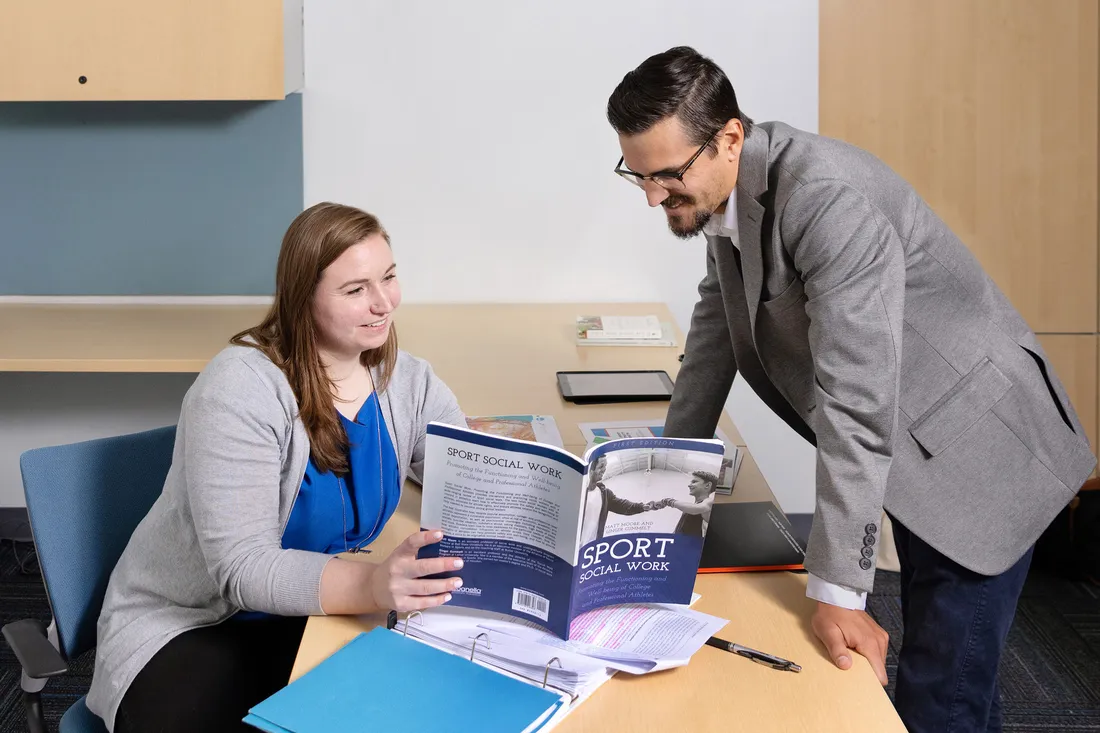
[0,1,819,513]
[0,374,195,507]
[304,0,819,513]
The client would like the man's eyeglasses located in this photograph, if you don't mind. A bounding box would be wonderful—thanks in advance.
[614,130,719,192]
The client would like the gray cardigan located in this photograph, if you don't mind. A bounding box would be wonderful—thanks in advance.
[86,344,465,731]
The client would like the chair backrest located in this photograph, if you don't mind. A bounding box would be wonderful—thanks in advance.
[19,425,177,660]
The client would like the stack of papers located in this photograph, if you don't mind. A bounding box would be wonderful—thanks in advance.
[397,597,728,684]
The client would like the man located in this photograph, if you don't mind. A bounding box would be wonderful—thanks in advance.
[666,470,719,537]
[578,455,664,545]
[606,46,1095,732]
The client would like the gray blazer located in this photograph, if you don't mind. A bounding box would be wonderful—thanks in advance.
[664,121,1096,593]
[86,344,465,731]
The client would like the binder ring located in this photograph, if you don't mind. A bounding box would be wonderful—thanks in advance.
[470,632,491,661]
[401,611,424,637]
[543,657,562,688]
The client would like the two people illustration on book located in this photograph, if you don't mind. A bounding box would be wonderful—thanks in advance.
[578,454,720,546]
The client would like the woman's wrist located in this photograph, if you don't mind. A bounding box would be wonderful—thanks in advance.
[319,556,380,615]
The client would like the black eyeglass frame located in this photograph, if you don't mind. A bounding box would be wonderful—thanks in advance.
[614,129,720,189]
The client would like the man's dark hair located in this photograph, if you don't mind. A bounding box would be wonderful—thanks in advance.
[607,46,753,150]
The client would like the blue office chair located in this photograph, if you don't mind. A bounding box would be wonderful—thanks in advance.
[1,426,176,733]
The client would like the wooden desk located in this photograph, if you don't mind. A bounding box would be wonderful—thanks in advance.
[285,305,906,732]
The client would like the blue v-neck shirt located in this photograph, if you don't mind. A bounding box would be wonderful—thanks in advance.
[236,394,400,619]
[282,393,401,554]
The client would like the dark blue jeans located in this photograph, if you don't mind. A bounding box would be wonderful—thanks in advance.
[890,515,1033,733]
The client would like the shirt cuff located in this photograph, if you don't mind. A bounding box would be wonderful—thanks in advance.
[806,572,868,611]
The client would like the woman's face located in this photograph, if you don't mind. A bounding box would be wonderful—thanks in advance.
[312,234,401,361]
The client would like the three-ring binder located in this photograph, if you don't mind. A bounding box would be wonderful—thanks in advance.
[470,632,491,661]
[389,611,580,701]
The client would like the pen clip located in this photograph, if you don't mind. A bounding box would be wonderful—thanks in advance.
[734,647,799,672]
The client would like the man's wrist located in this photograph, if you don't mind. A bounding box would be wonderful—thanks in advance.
[806,572,868,611]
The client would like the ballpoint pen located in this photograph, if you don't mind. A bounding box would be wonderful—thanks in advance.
[705,636,802,672]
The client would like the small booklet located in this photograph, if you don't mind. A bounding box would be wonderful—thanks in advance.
[465,415,564,449]
[420,422,725,639]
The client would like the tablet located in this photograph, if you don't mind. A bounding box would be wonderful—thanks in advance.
[556,370,674,404]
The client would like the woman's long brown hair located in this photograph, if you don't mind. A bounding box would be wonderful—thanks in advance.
[231,202,399,475]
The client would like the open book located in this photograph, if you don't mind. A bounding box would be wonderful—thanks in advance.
[419,422,725,639]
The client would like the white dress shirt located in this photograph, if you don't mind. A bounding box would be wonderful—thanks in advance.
[702,190,868,611]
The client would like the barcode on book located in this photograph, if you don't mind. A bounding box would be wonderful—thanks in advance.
[511,588,550,621]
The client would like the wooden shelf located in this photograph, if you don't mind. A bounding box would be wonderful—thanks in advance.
[0,301,747,447]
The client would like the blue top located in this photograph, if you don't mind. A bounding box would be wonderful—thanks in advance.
[235,393,400,619]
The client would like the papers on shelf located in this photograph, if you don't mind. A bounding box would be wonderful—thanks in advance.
[575,315,678,347]
[577,315,663,340]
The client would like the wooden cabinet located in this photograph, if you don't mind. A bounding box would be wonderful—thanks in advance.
[0,0,302,101]
[820,0,1098,334]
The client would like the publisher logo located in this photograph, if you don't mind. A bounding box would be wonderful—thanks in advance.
[452,585,482,596]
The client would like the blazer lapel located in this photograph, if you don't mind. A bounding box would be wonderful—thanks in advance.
[735,131,769,342]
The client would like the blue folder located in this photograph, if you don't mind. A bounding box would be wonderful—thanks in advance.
[244,626,565,733]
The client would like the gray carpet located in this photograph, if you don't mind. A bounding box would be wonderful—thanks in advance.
[2,538,1099,731]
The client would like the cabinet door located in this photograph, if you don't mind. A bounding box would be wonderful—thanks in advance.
[0,1,288,101]
[821,0,1098,333]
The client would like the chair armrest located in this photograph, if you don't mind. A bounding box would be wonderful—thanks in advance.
[1,619,68,679]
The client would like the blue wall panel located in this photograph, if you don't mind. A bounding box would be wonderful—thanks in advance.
[0,95,303,295]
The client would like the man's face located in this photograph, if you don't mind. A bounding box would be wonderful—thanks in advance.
[589,459,607,485]
[688,476,712,500]
[617,116,741,240]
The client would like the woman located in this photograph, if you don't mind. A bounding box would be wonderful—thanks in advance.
[86,202,467,732]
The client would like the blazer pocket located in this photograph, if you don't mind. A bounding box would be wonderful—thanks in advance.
[908,358,1012,457]
[761,276,805,314]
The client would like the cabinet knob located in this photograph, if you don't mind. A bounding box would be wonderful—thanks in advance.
[78,76,87,84]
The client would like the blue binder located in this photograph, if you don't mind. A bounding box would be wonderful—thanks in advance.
[244,626,566,733]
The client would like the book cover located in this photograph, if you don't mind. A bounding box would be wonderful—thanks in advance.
[697,501,806,573]
[418,422,724,639]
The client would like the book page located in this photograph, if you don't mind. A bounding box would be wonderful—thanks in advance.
[578,420,741,495]
[570,437,725,625]
[420,422,587,638]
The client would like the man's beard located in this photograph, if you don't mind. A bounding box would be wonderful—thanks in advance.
[663,194,714,240]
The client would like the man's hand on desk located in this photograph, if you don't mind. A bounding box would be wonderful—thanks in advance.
[811,602,889,686]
